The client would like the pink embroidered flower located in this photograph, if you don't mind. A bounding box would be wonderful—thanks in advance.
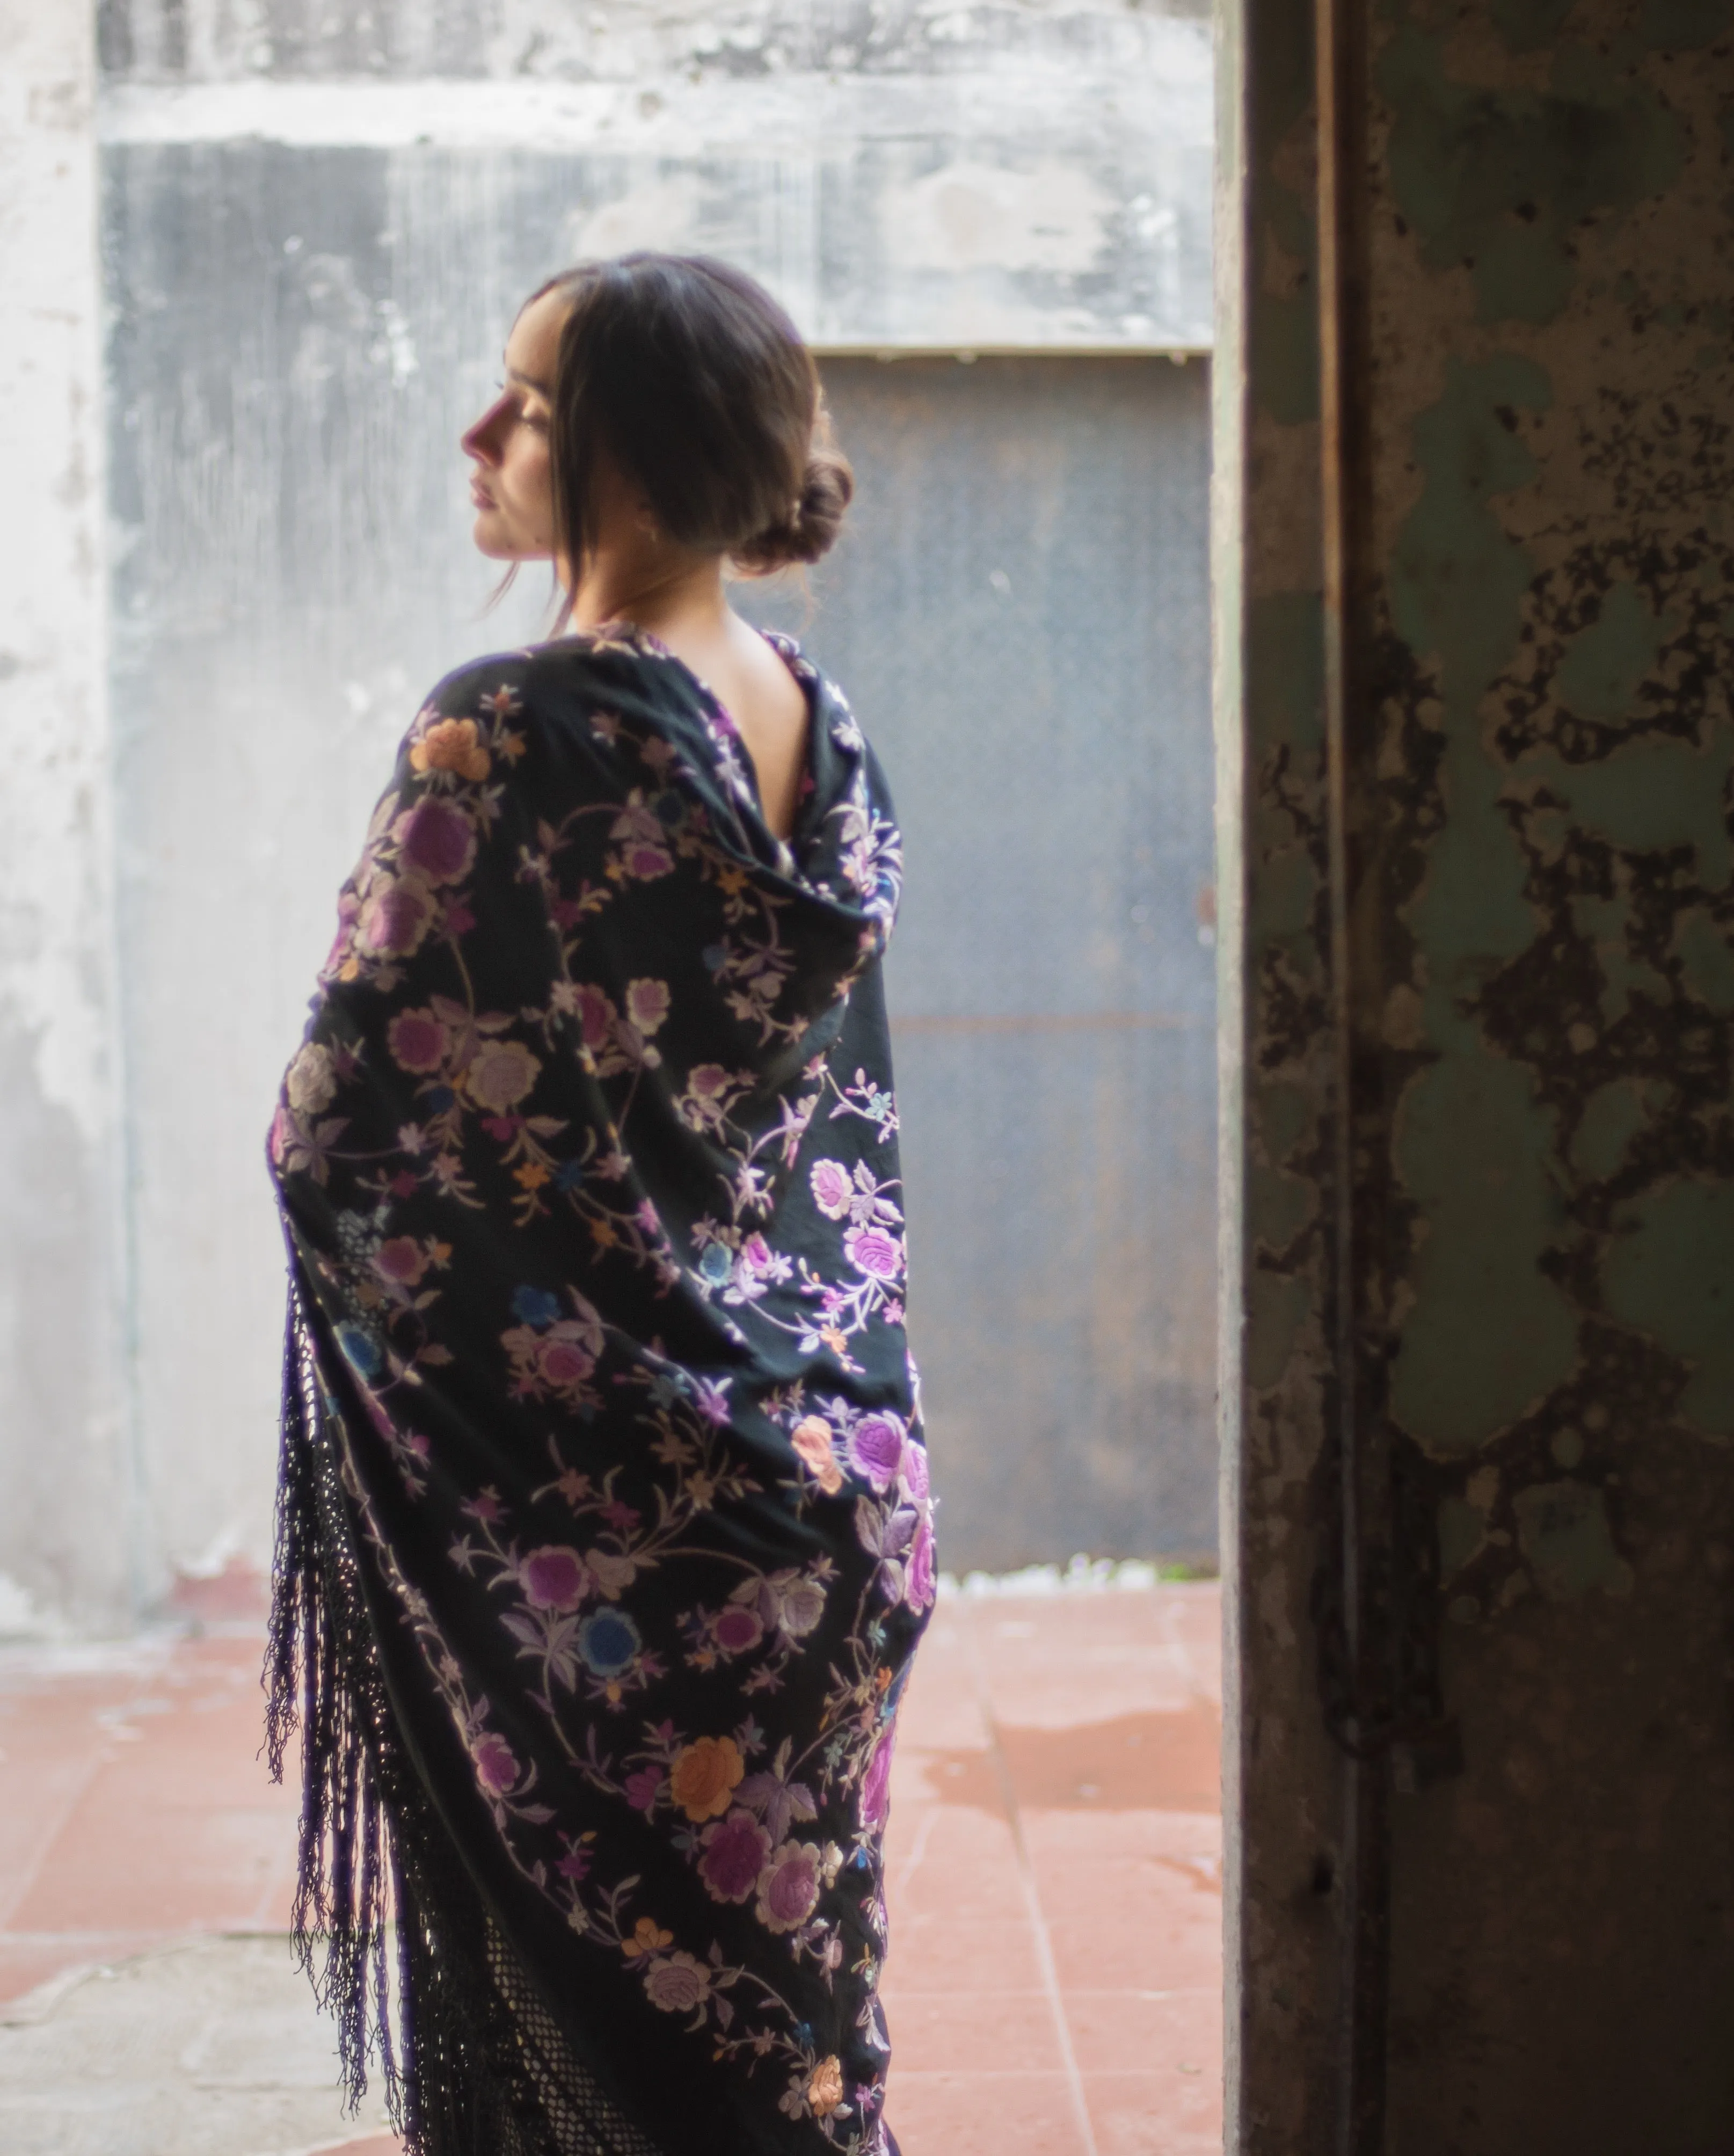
[900,1441,930,1504]
[712,1603,765,1655]
[394,798,476,884]
[844,1225,902,1281]
[740,1233,776,1278]
[643,1951,711,2014]
[905,1518,936,1612]
[849,1414,905,1491]
[357,872,438,957]
[537,1337,595,1390]
[519,1545,588,1611]
[809,1159,853,1220]
[573,984,616,1051]
[755,1840,821,1933]
[465,1037,541,1113]
[472,1731,519,1795]
[387,1008,447,1073]
[555,1841,592,1882]
[374,1236,428,1286]
[698,1809,771,1903]
[624,1765,664,1815]
[267,1103,292,1165]
[859,1725,895,1829]
[626,978,670,1034]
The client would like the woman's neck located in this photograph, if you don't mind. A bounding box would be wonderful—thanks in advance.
[565,542,731,646]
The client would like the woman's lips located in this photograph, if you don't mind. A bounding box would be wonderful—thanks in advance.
[470,480,496,508]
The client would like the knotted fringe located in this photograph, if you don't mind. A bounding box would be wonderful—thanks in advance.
[265,1249,666,2156]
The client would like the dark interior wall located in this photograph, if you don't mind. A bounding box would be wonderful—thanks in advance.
[1225,1,1734,2148]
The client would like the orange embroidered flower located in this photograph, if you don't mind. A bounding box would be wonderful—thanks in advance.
[807,2057,845,2118]
[790,1415,843,1495]
[621,1916,674,1960]
[513,1162,550,1191]
[668,1735,745,1822]
[411,716,491,782]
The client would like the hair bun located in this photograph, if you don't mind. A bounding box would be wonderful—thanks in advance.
[735,438,854,572]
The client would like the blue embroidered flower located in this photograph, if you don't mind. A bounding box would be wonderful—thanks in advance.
[698,1242,733,1285]
[512,1285,563,1327]
[578,1609,642,1678]
[335,1322,383,1379]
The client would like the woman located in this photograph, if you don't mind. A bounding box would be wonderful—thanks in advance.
[266,253,934,2156]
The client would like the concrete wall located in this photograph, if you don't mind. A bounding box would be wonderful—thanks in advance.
[0,1,132,1629]
[0,1,1213,1623]
[99,0,1213,352]
[1225,0,1734,2146]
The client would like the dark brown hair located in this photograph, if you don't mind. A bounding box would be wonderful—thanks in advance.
[534,252,852,602]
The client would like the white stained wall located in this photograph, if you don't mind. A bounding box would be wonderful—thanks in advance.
[0,1,130,1629]
[6,0,1212,1626]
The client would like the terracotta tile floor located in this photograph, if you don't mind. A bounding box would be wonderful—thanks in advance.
[0,1577,1222,2155]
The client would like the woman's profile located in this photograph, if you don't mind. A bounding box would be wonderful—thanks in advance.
[265,252,934,2156]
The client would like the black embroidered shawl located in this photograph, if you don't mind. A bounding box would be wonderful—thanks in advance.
[265,628,934,2156]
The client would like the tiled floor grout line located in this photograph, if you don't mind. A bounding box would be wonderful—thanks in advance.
[960,1603,1101,2156]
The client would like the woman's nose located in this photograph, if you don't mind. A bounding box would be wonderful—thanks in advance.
[462,396,511,463]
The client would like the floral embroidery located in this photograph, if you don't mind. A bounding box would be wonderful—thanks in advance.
[273,628,930,2155]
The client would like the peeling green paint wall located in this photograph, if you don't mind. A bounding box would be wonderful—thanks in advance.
[1373,0,1734,2143]
[1226,0,1734,2145]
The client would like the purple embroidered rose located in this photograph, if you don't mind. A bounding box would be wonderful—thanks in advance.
[698,1809,772,1903]
[387,1007,448,1074]
[624,1765,663,1815]
[755,1840,821,1933]
[472,1731,519,1795]
[899,1440,930,1504]
[394,798,476,884]
[573,984,616,1051]
[537,1337,595,1389]
[712,1603,765,1655]
[357,872,438,957]
[905,1518,936,1612]
[843,1225,902,1281]
[849,1413,906,1490]
[859,1725,896,1829]
[643,1951,711,2014]
[810,1158,853,1220]
[520,1545,588,1611]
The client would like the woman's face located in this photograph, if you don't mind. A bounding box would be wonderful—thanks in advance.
[461,286,570,560]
